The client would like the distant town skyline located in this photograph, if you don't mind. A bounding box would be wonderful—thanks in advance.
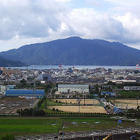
[0,0,140,51]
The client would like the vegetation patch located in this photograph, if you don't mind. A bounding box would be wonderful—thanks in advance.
[61,118,135,132]
[118,91,140,98]
[0,118,59,135]
[0,117,136,136]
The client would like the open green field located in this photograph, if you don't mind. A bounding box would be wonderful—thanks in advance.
[0,117,136,136]
[0,118,59,135]
[62,118,135,131]
[118,91,140,98]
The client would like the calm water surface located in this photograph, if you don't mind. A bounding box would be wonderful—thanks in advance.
[8,65,136,70]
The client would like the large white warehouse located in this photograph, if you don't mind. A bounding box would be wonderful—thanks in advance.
[58,84,89,93]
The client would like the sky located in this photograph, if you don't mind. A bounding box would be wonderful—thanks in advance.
[0,0,140,51]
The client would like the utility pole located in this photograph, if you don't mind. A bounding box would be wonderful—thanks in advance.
[84,95,85,106]
[77,99,81,113]
[136,96,139,109]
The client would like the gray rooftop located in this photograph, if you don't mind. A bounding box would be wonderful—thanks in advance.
[58,84,89,88]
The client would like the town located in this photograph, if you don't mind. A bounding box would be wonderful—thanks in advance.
[0,66,140,139]
[0,66,140,112]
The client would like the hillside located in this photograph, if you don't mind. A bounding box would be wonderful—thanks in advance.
[0,37,140,66]
[0,56,25,67]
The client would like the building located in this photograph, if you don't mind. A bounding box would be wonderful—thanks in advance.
[58,84,89,93]
[1,67,20,75]
[124,86,140,91]
[5,89,45,98]
[113,107,123,114]
[0,85,7,95]
[101,91,116,97]
[0,85,15,95]
[109,80,136,84]
[38,72,52,82]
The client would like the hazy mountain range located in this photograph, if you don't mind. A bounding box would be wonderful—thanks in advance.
[0,37,140,66]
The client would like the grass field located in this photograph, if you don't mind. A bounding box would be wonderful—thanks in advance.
[0,117,136,136]
[47,99,64,106]
[62,118,135,131]
[0,118,59,135]
[118,91,140,98]
[114,99,140,109]
[48,106,107,113]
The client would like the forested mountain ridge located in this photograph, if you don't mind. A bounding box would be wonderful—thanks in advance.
[0,37,140,66]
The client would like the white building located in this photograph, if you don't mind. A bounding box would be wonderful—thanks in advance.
[0,85,16,95]
[38,72,52,82]
[58,84,89,93]
[124,86,140,91]
[0,85,7,95]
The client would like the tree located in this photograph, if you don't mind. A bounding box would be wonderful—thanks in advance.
[20,79,27,85]
[19,108,46,116]
[95,84,101,97]
[16,109,22,116]
[0,133,15,140]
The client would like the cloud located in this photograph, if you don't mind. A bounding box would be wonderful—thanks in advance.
[0,0,67,40]
[0,0,140,51]
[56,8,125,41]
[114,13,140,43]
[55,0,70,2]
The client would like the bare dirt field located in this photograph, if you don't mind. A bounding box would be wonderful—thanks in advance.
[0,97,39,114]
[114,99,140,109]
[48,106,107,113]
[52,99,100,105]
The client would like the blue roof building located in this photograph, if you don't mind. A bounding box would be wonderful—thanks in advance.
[101,91,116,97]
[5,89,45,98]
[113,108,123,114]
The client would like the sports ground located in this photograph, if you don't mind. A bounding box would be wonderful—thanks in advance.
[48,105,106,113]
[52,99,100,105]
[48,99,106,113]
[114,99,140,109]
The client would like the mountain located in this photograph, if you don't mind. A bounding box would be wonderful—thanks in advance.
[0,56,25,67]
[0,37,140,66]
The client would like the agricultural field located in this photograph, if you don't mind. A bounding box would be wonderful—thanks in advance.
[48,106,107,113]
[0,117,136,136]
[114,99,140,109]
